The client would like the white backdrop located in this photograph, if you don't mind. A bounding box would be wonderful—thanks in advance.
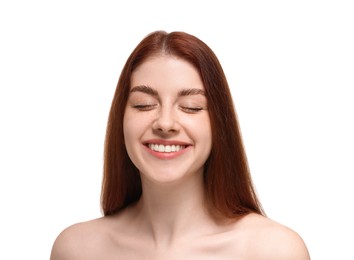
[0,0,353,259]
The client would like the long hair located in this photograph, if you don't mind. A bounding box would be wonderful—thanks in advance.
[101,31,264,217]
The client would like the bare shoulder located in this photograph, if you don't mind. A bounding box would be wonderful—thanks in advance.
[50,217,111,260]
[236,213,310,260]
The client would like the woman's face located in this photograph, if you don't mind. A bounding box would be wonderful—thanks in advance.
[123,55,212,185]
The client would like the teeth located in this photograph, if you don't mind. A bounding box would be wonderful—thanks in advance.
[148,144,186,153]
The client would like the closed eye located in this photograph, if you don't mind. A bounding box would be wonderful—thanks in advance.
[132,104,158,111]
[179,106,205,113]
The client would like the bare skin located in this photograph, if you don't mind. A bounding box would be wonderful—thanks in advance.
[51,166,310,260]
[51,56,310,259]
[50,205,310,259]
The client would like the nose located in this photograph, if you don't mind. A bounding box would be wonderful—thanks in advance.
[152,105,180,135]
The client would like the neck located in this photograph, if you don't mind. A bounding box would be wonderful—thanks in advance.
[134,173,213,247]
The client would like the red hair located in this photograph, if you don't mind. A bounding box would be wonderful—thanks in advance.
[101,31,264,217]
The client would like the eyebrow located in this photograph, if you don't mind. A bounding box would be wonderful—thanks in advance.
[178,88,205,97]
[130,85,205,97]
[130,85,158,96]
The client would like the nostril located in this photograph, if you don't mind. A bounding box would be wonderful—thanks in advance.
[153,124,179,134]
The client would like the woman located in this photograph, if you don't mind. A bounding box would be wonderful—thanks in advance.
[51,31,310,259]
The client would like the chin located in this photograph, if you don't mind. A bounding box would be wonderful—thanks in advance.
[140,167,204,186]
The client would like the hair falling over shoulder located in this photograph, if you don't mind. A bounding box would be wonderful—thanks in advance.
[101,30,265,218]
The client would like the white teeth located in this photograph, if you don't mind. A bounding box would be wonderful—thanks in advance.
[165,145,171,152]
[158,144,164,152]
[148,144,186,153]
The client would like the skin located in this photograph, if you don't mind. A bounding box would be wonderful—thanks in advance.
[50,55,310,259]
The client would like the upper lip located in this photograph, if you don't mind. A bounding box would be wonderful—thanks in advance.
[143,139,192,146]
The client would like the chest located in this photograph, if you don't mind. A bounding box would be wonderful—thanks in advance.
[100,233,250,260]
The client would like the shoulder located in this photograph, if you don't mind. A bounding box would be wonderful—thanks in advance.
[234,213,311,260]
[50,217,111,260]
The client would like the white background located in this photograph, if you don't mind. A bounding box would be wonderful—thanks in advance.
[0,0,353,259]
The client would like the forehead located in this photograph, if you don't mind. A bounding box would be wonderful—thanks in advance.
[131,55,204,91]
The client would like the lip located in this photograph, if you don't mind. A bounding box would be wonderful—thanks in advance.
[143,139,192,160]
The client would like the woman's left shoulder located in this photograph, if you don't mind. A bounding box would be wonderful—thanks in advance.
[234,213,311,260]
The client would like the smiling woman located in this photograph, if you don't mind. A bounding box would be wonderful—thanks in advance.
[50,31,310,259]
[123,55,212,185]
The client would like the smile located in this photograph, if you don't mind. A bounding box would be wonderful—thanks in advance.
[148,144,187,153]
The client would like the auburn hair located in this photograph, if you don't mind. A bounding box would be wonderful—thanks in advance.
[101,31,264,217]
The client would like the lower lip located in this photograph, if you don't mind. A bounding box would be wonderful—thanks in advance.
[144,145,191,160]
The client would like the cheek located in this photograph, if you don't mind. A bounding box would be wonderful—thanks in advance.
[123,115,140,164]
[202,126,213,152]
[123,112,151,144]
[123,119,136,143]
[200,116,213,152]
[123,113,135,146]
[185,115,212,148]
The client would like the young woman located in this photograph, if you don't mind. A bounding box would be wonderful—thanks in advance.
[51,31,310,259]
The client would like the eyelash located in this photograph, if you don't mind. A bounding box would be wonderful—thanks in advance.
[132,104,205,113]
[132,104,157,111]
[179,106,204,113]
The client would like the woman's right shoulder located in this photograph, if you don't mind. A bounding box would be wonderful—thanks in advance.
[50,217,112,260]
